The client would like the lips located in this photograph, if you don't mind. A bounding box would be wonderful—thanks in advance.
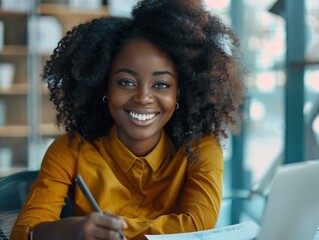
[124,109,160,126]
[129,112,156,121]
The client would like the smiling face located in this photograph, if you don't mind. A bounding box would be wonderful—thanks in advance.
[107,38,178,156]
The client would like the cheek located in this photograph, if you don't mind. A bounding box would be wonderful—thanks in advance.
[162,94,177,113]
[107,88,128,108]
[108,96,124,108]
[107,93,127,119]
[108,88,124,115]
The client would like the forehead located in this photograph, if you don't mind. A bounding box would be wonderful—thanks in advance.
[111,38,176,71]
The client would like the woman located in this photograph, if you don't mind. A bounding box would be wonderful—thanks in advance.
[11,0,244,239]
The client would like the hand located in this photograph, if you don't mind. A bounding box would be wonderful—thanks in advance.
[75,211,127,240]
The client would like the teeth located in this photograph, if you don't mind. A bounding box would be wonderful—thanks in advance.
[129,112,156,121]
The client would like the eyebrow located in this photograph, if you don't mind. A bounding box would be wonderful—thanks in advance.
[116,68,137,75]
[152,71,175,77]
[116,69,175,77]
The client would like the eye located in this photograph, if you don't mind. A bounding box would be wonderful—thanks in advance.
[153,82,170,89]
[117,79,135,87]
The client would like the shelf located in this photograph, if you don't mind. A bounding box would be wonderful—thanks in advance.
[0,126,28,137]
[0,83,28,95]
[40,123,64,136]
[0,84,50,95]
[0,45,27,56]
[0,9,28,16]
[0,83,50,96]
[0,2,101,172]
[38,4,109,17]
[0,124,63,137]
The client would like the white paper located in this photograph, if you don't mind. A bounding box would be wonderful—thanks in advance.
[145,221,260,240]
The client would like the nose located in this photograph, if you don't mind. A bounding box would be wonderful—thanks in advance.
[133,85,154,105]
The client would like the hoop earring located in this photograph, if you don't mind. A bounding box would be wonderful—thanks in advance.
[175,102,179,110]
[102,95,108,103]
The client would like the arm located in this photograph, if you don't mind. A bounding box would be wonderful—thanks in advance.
[10,135,128,240]
[32,212,127,240]
[124,137,223,239]
[10,135,76,240]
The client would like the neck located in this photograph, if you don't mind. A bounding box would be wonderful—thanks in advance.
[119,132,162,157]
[129,140,157,157]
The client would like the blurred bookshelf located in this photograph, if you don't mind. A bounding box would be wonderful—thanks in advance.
[0,0,108,177]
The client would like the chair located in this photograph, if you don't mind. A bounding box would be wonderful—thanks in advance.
[0,170,74,240]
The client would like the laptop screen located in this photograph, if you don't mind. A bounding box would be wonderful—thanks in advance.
[258,160,319,240]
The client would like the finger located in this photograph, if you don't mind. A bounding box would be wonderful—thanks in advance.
[81,214,124,240]
[103,211,128,229]
[119,217,128,229]
[94,214,124,230]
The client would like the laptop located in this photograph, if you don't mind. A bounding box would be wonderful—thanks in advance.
[145,160,319,240]
[256,160,319,240]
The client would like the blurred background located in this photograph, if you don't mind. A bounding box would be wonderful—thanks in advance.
[0,0,318,227]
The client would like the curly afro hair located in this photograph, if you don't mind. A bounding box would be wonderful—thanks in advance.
[43,0,245,157]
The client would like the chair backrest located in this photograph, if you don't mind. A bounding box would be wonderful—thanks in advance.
[0,228,7,240]
[0,171,39,211]
[0,170,74,239]
[0,170,38,239]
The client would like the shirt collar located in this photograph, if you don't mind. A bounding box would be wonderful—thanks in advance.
[108,125,175,173]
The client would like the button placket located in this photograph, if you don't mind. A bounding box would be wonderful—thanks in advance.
[140,158,152,192]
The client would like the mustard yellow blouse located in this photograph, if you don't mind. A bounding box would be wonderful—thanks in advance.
[11,126,223,240]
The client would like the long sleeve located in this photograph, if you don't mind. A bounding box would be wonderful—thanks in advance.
[10,128,223,240]
[10,135,78,240]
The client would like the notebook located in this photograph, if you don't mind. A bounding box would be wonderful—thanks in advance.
[256,160,319,240]
[145,160,319,240]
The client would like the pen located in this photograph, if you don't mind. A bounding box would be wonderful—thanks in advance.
[75,175,125,240]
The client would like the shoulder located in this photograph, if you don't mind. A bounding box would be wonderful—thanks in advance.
[187,136,223,171]
[191,135,222,158]
[46,133,79,154]
[41,132,96,174]
[39,132,106,182]
[199,136,223,162]
[47,132,96,153]
[198,135,221,150]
